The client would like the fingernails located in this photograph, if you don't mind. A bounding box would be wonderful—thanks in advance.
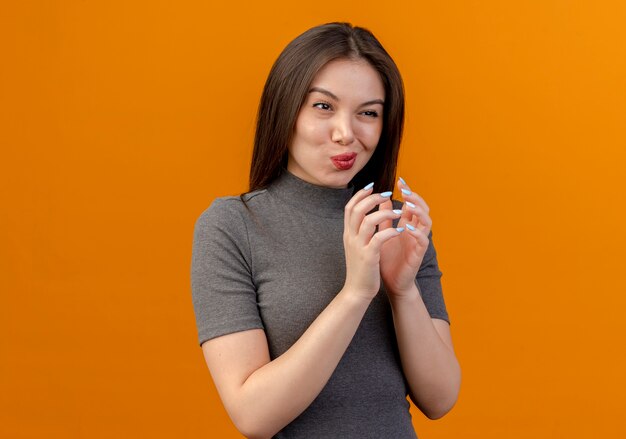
[406,224,416,231]
[396,227,405,232]
[405,201,416,209]
[363,182,374,191]
[399,176,406,185]
[392,209,402,215]
[380,191,392,198]
[401,188,412,196]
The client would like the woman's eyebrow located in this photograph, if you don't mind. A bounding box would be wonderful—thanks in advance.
[308,86,384,106]
[360,98,385,107]
[308,87,339,100]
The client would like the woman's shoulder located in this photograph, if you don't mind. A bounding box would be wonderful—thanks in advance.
[194,188,269,230]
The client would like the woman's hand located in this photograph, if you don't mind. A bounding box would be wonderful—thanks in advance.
[379,178,433,298]
[342,183,404,301]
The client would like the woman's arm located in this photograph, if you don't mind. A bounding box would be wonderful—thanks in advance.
[378,178,461,419]
[202,289,370,439]
[388,287,461,419]
[201,185,403,439]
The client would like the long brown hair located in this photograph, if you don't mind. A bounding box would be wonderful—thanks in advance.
[249,22,405,193]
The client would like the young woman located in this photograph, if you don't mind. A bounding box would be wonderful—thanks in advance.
[191,22,461,439]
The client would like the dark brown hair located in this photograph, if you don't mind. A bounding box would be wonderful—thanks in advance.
[249,22,405,193]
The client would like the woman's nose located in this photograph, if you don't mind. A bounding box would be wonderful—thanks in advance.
[331,114,355,146]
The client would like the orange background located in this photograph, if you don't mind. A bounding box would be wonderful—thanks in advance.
[2,1,625,438]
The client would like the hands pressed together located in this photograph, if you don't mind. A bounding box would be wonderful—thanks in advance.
[343,177,432,301]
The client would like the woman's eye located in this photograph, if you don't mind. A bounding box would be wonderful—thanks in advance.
[313,102,331,111]
[362,110,379,118]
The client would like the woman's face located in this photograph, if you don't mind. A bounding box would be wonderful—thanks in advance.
[287,58,385,188]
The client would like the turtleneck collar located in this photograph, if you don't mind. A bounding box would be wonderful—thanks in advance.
[267,169,355,218]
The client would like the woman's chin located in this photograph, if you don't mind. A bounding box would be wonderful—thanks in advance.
[322,171,358,188]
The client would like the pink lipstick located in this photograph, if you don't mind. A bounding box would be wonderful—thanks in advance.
[331,153,357,170]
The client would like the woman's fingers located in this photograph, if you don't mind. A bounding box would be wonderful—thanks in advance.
[404,201,432,232]
[367,226,405,253]
[345,178,433,260]
[378,199,394,231]
[357,207,402,245]
[397,177,432,233]
[346,189,394,235]
[404,222,430,248]
[397,177,430,214]
[344,182,376,232]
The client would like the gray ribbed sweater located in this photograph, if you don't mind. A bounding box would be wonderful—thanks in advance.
[191,170,449,438]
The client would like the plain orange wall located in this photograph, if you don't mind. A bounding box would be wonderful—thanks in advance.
[2,1,625,438]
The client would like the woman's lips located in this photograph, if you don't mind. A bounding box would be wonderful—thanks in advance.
[331,153,357,170]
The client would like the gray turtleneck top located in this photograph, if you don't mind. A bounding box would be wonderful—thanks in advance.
[191,170,449,438]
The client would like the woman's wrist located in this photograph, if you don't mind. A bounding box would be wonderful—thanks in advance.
[386,282,421,305]
[338,285,376,308]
